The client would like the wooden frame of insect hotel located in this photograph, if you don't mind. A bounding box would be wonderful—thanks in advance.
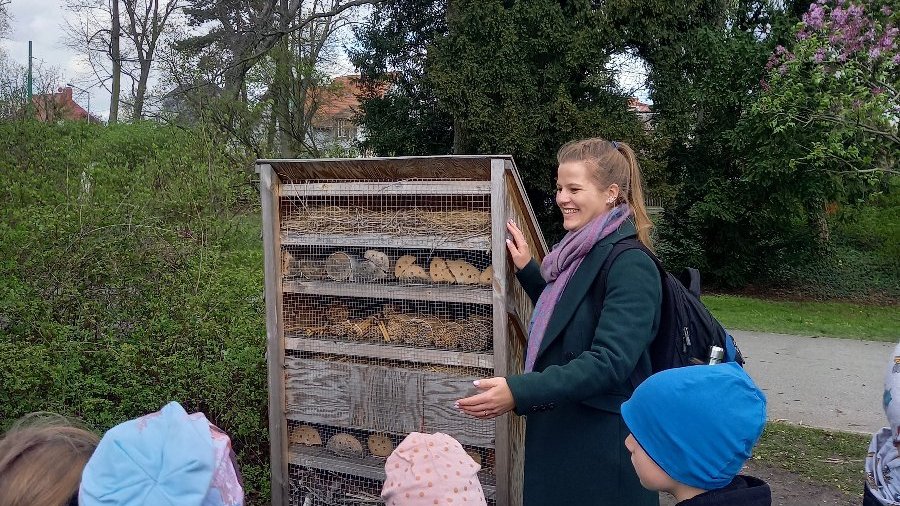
[258,156,548,506]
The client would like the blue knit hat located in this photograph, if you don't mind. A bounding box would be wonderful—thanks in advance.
[79,401,244,506]
[621,363,767,490]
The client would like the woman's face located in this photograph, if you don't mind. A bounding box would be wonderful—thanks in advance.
[556,161,615,231]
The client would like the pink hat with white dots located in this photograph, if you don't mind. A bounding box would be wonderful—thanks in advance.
[381,432,487,506]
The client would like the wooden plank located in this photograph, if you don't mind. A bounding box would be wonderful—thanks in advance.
[288,446,497,500]
[507,414,526,506]
[284,358,352,427]
[501,160,533,506]
[282,279,493,305]
[504,162,549,261]
[490,159,514,506]
[284,337,495,369]
[349,367,423,434]
[506,314,527,348]
[285,359,494,447]
[281,180,491,197]
[280,231,491,251]
[261,156,495,182]
[260,162,290,505]
[422,375,495,448]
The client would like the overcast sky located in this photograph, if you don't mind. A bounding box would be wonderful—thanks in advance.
[1,1,649,121]
[1,0,112,117]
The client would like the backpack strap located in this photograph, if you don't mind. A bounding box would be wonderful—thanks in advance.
[596,238,665,296]
[677,267,702,298]
[594,238,664,390]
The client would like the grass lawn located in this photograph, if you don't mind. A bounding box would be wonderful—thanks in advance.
[753,421,868,496]
[703,294,900,342]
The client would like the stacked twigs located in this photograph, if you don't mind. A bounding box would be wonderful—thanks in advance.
[287,303,491,352]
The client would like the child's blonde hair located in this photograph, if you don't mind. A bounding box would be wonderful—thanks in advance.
[0,413,99,506]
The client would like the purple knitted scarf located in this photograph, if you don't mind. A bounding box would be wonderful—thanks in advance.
[524,204,632,372]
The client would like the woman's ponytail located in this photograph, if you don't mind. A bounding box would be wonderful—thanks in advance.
[615,143,653,249]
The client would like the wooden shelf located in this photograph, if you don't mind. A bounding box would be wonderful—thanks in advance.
[285,336,494,369]
[280,231,492,251]
[281,180,491,197]
[288,445,497,500]
[282,279,493,305]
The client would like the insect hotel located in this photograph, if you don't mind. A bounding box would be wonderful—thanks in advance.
[258,156,547,506]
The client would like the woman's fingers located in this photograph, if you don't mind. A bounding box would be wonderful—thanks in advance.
[455,378,514,420]
[506,221,532,269]
[506,220,527,247]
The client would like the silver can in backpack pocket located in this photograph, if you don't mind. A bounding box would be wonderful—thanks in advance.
[708,345,725,365]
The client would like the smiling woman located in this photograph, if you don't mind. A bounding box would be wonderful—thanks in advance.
[556,161,618,232]
[456,137,662,506]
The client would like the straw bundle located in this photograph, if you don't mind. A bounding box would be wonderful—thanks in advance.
[284,206,490,239]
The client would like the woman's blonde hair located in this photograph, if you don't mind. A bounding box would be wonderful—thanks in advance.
[556,138,653,247]
[0,413,99,506]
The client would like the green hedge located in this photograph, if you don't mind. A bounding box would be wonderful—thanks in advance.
[0,121,270,502]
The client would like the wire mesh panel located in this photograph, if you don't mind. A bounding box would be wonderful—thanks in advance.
[260,158,546,506]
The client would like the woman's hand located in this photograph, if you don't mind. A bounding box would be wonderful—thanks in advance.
[506,220,532,270]
[455,377,515,420]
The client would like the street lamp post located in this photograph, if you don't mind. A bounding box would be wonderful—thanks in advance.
[66,83,91,123]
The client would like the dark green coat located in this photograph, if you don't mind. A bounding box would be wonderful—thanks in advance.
[506,220,661,506]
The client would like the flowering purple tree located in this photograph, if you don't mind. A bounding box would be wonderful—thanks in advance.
[757,0,898,174]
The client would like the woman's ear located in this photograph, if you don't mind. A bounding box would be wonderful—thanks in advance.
[605,184,620,205]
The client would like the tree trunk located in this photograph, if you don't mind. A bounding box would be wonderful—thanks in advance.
[273,39,293,157]
[133,60,150,119]
[816,202,830,245]
[109,0,120,124]
[452,116,468,154]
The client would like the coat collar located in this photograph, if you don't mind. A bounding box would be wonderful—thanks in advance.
[536,220,638,359]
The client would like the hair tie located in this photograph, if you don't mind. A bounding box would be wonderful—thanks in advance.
[611,141,619,149]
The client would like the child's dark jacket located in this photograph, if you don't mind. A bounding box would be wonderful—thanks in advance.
[675,475,771,506]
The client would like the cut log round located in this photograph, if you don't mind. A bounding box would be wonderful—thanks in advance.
[325,251,357,281]
[397,264,429,282]
[367,434,394,458]
[479,265,493,286]
[363,249,391,273]
[394,255,417,278]
[290,425,322,447]
[446,259,481,284]
[327,433,365,458]
[429,257,455,283]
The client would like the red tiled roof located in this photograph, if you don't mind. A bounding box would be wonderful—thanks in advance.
[33,87,92,122]
[315,75,363,121]
[627,97,651,113]
[312,75,390,127]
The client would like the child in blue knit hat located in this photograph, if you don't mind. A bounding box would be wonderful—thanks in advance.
[79,401,244,506]
[620,362,770,505]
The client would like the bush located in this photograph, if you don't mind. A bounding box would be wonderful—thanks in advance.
[0,121,270,502]
[831,178,900,269]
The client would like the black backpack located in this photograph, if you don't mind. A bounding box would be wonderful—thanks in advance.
[596,238,744,388]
